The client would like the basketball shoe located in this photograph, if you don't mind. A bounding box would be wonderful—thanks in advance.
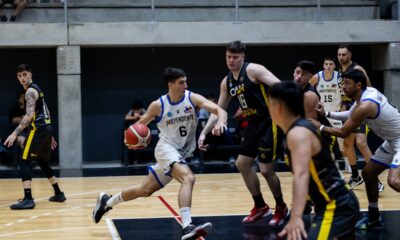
[181,222,212,240]
[268,204,290,227]
[92,192,112,223]
[242,205,272,223]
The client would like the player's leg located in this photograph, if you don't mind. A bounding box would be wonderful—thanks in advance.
[92,172,161,223]
[387,141,400,192]
[258,123,289,227]
[343,134,363,188]
[356,143,389,229]
[10,0,27,21]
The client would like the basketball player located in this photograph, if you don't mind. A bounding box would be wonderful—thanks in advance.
[4,64,66,210]
[312,69,400,229]
[268,81,359,240]
[199,41,289,226]
[337,44,383,191]
[92,68,227,240]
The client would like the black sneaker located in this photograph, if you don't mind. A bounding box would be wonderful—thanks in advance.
[0,15,7,22]
[92,192,112,223]
[355,213,384,230]
[49,192,66,202]
[378,180,385,192]
[9,15,16,22]
[181,222,212,240]
[348,175,363,189]
[10,198,35,210]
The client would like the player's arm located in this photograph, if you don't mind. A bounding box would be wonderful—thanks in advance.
[200,77,231,136]
[309,74,318,87]
[4,88,38,147]
[279,127,310,240]
[247,63,280,86]
[137,100,161,126]
[191,92,227,136]
[354,65,372,87]
[304,91,319,120]
[315,102,377,138]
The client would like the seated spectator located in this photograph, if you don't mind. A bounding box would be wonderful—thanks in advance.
[124,100,146,128]
[198,93,217,127]
[9,91,27,148]
[0,0,27,22]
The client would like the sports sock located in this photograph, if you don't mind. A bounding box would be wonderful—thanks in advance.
[106,193,124,208]
[274,195,284,206]
[52,183,62,195]
[24,188,32,200]
[253,194,266,209]
[368,206,380,221]
[180,207,192,228]
[351,165,359,178]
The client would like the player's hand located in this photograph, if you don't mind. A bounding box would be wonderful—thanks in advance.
[51,137,58,150]
[4,132,17,148]
[308,118,321,129]
[197,134,209,151]
[278,216,307,240]
[314,102,325,116]
[211,122,227,136]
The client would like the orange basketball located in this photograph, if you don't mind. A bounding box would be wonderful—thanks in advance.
[124,123,151,150]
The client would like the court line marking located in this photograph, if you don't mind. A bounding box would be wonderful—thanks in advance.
[0,226,104,237]
[158,196,206,240]
[106,218,122,240]
[0,178,243,208]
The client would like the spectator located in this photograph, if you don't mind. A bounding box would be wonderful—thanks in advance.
[232,107,248,144]
[124,100,146,128]
[0,0,28,22]
[9,91,26,148]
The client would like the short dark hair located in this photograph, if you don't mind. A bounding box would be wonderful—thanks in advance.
[268,81,305,117]
[342,69,367,90]
[338,44,352,53]
[226,40,246,54]
[297,60,316,75]
[131,100,143,110]
[324,56,336,63]
[16,64,32,73]
[163,67,186,86]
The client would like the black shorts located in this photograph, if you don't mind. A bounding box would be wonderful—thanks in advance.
[239,118,284,163]
[22,125,52,161]
[309,191,359,239]
[354,123,368,134]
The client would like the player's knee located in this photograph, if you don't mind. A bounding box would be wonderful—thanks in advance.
[235,158,252,170]
[260,168,275,179]
[388,175,400,192]
[355,139,368,149]
[361,168,375,183]
[182,173,196,186]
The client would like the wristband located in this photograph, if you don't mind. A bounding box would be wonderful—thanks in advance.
[319,125,325,132]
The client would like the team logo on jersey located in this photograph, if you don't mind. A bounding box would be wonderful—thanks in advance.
[332,84,337,88]
[184,106,193,113]
[176,110,180,114]
[167,112,173,117]
[320,84,324,88]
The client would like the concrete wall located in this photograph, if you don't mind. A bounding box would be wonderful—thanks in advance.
[1,0,379,23]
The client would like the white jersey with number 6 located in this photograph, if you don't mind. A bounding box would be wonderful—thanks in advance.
[157,90,198,159]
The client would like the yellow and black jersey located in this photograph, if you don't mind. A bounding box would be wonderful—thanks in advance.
[226,62,270,119]
[27,82,51,129]
[284,118,348,212]
[339,62,358,110]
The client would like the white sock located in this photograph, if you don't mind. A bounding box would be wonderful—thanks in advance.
[180,207,192,228]
[106,193,124,208]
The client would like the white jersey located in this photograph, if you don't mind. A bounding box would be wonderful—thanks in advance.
[316,70,342,112]
[350,87,400,141]
[156,90,198,159]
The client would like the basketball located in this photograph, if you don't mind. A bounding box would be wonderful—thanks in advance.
[124,123,151,149]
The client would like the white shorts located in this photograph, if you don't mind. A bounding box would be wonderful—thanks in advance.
[148,141,187,188]
[371,138,400,169]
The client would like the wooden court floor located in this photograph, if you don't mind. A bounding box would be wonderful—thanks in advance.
[0,171,398,239]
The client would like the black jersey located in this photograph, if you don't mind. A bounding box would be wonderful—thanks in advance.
[284,118,348,212]
[339,62,358,109]
[27,82,51,128]
[226,62,270,119]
